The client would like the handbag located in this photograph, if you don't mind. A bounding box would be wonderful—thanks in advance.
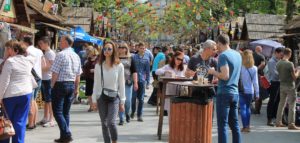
[0,104,15,140]
[100,64,118,102]
[260,76,270,89]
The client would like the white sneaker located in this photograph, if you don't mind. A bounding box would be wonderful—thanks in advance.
[43,121,55,127]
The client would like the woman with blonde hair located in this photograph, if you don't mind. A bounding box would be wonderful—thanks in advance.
[92,41,125,143]
[239,49,259,132]
[117,42,138,125]
[83,46,99,112]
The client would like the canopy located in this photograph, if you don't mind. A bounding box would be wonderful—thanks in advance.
[70,26,103,46]
[249,39,285,58]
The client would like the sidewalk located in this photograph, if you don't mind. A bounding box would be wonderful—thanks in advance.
[25,88,300,143]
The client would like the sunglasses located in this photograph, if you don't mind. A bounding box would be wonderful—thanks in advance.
[176,57,184,62]
[103,47,113,52]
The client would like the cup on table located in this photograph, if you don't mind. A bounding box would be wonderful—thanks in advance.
[203,78,209,84]
[197,75,204,85]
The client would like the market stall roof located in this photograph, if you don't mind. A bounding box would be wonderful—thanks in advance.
[61,7,94,32]
[26,0,66,22]
[242,14,286,40]
[282,16,300,30]
[71,26,103,46]
[39,22,70,31]
[9,23,38,33]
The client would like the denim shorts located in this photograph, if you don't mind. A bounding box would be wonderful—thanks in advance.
[32,80,42,100]
[41,80,52,102]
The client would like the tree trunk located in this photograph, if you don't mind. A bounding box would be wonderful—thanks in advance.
[286,0,296,22]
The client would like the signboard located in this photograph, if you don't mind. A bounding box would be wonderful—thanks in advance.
[0,0,16,18]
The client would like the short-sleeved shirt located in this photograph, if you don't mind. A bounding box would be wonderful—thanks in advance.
[253,52,265,75]
[27,45,43,78]
[42,49,56,80]
[217,49,242,95]
[277,60,295,88]
[51,47,82,82]
[152,52,165,72]
[120,56,137,81]
[187,54,217,81]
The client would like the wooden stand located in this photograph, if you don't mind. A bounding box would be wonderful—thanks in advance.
[169,97,213,143]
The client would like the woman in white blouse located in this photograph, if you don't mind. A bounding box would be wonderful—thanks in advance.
[92,41,125,143]
[156,51,186,112]
[0,40,35,143]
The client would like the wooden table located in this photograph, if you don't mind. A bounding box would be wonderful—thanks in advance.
[157,77,193,140]
[168,81,215,143]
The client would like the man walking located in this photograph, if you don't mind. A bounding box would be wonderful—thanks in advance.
[276,48,299,130]
[131,42,150,122]
[208,34,242,143]
[51,35,82,142]
[266,48,283,126]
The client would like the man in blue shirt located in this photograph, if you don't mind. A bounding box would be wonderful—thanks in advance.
[131,42,151,122]
[208,34,241,143]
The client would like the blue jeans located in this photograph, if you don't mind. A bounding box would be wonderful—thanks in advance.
[0,93,31,143]
[131,82,145,117]
[51,82,75,138]
[119,84,133,121]
[216,93,241,143]
[239,93,253,128]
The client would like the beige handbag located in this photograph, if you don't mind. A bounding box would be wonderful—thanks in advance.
[0,104,15,140]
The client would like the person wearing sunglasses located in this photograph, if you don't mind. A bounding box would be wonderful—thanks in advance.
[117,42,138,125]
[155,51,186,114]
[92,41,125,143]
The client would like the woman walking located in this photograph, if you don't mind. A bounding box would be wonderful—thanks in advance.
[239,50,259,132]
[92,41,125,143]
[83,46,99,112]
[117,42,138,125]
[0,40,36,143]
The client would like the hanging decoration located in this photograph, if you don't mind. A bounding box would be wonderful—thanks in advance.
[196,13,201,20]
[122,7,129,13]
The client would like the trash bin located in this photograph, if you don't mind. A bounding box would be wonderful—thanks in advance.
[169,96,213,143]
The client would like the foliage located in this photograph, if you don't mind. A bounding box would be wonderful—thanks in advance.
[62,0,300,41]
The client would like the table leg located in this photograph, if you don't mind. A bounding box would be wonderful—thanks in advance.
[157,81,166,140]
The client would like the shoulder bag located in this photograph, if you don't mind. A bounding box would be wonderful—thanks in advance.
[100,63,118,102]
[0,104,15,140]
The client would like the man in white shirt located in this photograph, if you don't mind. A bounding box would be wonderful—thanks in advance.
[22,36,44,130]
[38,36,56,127]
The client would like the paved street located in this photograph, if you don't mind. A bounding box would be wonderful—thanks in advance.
[26,88,300,143]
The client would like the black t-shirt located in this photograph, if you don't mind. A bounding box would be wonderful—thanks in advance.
[253,52,265,75]
[187,54,217,81]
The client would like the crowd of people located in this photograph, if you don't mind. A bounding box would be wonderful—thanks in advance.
[0,33,299,143]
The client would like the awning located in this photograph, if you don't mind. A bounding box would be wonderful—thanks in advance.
[9,23,38,33]
[39,22,70,31]
[70,26,103,46]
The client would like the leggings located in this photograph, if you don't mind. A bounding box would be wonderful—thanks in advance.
[239,93,253,128]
